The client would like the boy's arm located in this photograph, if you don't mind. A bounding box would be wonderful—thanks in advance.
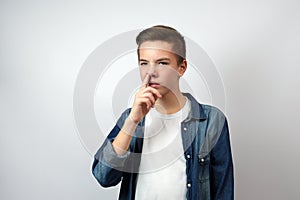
[111,74,161,155]
[210,118,234,200]
[92,74,162,187]
[92,114,132,187]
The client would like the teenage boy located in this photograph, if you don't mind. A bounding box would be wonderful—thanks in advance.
[92,25,234,200]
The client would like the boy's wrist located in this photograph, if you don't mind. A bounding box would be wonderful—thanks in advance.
[121,116,138,136]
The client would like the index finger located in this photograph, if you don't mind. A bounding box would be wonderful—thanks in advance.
[142,74,151,87]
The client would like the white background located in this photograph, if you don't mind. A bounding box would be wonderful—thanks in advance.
[1,0,300,199]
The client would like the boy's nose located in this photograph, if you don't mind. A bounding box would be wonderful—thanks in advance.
[147,64,158,77]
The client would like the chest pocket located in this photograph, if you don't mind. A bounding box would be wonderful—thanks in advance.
[198,153,210,182]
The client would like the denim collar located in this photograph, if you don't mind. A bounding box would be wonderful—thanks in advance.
[182,93,207,121]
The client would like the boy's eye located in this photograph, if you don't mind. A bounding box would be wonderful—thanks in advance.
[158,62,169,65]
[139,62,148,66]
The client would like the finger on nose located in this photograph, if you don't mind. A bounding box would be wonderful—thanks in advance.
[142,74,151,87]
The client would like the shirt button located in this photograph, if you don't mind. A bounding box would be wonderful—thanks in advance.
[187,154,191,159]
[200,158,205,162]
[187,183,191,188]
[183,127,187,131]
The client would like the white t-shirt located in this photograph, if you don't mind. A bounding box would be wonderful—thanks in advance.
[135,97,191,200]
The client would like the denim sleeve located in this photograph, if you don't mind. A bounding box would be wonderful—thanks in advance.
[91,110,131,187]
[210,118,234,200]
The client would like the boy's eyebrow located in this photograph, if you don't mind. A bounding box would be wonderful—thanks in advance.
[139,59,149,62]
[156,58,171,62]
[139,58,171,62]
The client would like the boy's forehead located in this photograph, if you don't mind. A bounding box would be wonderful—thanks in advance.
[139,41,174,53]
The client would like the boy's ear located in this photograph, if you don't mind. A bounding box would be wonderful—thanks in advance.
[178,60,187,77]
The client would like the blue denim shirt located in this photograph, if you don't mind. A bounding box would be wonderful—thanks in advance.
[92,93,234,200]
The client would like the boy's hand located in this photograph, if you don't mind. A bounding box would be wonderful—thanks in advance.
[128,74,162,124]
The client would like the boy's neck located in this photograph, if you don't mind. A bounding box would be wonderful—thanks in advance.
[154,91,186,114]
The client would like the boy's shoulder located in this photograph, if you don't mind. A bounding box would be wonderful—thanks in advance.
[201,104,226,118]
[183,92,226,120]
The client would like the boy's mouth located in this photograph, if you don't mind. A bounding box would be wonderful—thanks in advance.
[149,82,160,87]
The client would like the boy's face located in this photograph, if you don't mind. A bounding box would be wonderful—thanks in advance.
[138,40,186,97]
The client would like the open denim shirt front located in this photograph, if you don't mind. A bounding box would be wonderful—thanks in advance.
[92,93,234,200]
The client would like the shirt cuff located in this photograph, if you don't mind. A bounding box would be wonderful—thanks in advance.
[102,141,130,168]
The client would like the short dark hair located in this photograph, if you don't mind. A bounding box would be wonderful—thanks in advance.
[136,25,186,64]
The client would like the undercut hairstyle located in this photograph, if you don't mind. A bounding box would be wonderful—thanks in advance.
[136,25,186,64]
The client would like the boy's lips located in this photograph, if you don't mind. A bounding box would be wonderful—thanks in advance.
[149,82,160,87]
